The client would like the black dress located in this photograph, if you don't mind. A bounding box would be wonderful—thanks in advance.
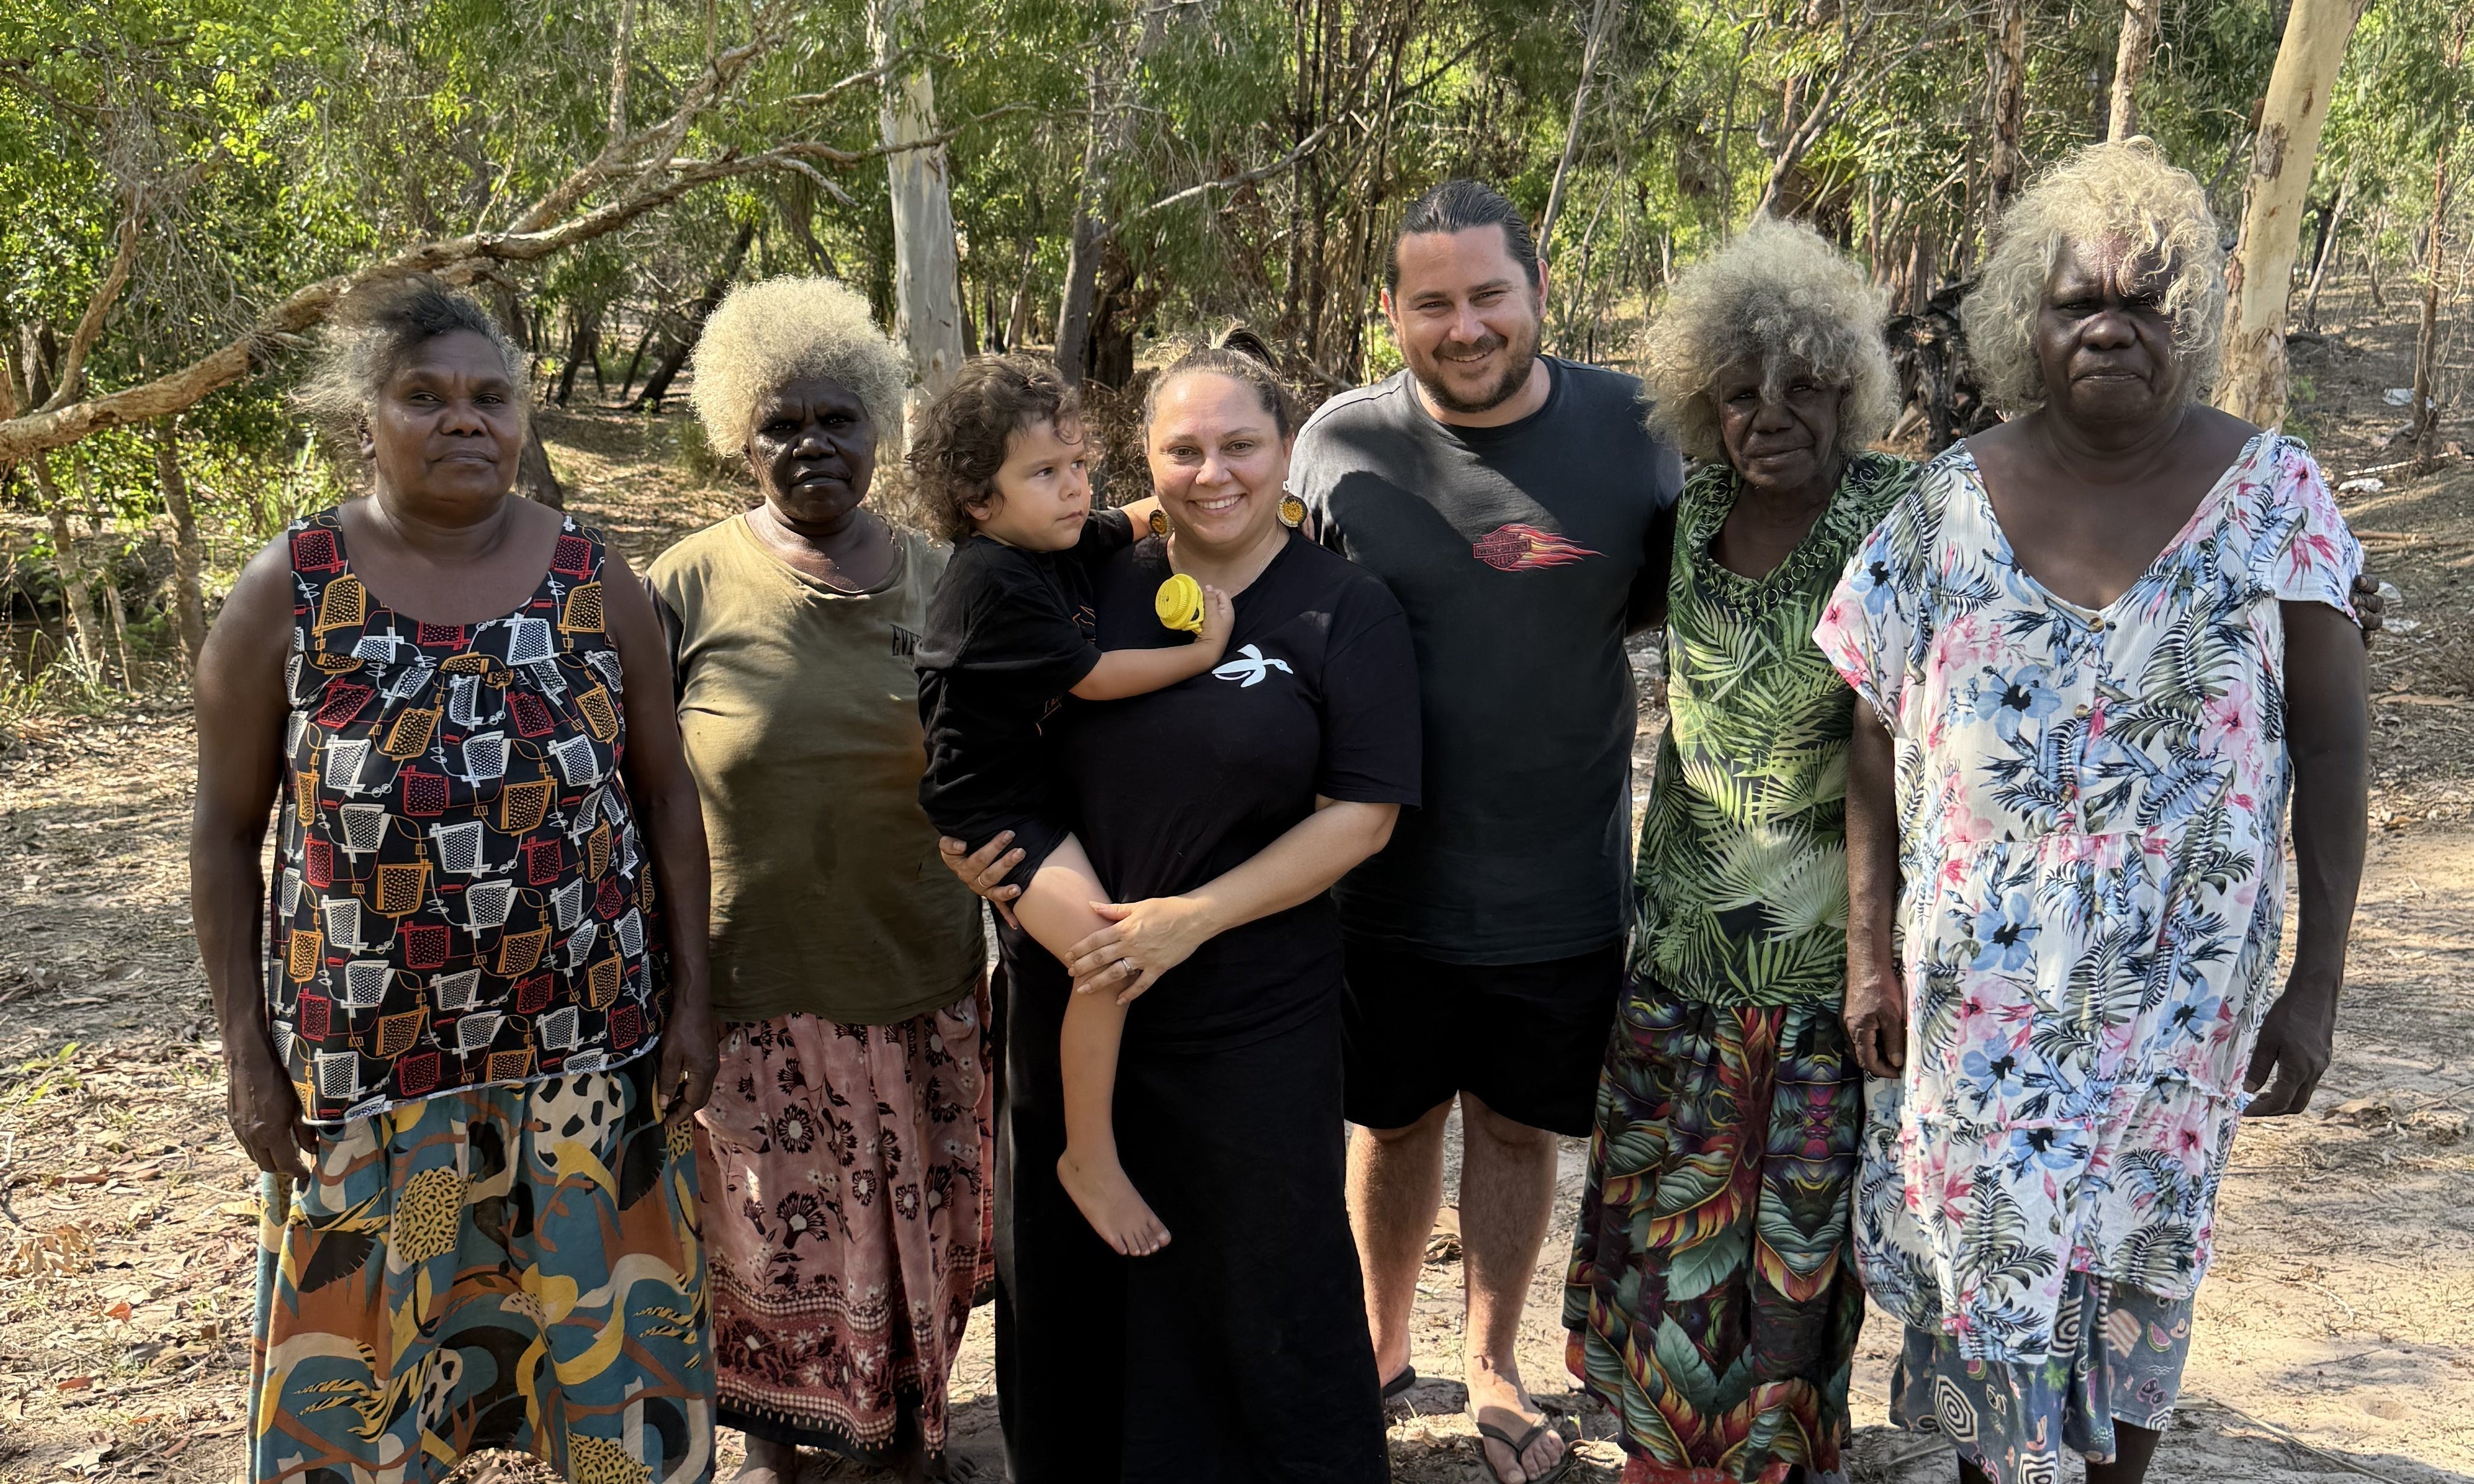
[994,530,1422,1484]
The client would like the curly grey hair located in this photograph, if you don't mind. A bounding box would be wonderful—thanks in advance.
[1962,138,2225,417]
[689,276,910,456]
[293,274,529,436]
[1639,215,1897,463]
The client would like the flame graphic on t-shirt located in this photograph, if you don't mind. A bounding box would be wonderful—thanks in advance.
[1471,522,1601,571]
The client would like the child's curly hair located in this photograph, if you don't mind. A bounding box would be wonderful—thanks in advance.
[908,355,1085,542]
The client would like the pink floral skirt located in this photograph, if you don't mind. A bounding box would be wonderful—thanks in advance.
[690,981,994,1467]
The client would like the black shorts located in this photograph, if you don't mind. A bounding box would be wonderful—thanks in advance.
[1338,938,1623,1138]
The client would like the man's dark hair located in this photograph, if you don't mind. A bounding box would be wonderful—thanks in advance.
[1384,180,1542,293]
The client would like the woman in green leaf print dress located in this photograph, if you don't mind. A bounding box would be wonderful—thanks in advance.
[1563,218,1915,1484]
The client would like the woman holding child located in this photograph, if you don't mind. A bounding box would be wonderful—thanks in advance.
[931,334,1420,1483]
[650,277,994,1484]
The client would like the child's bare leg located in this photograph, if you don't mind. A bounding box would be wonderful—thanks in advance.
[1010,836,1171,1257]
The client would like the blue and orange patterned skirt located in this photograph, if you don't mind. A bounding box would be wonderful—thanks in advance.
[249,1054,713,1483]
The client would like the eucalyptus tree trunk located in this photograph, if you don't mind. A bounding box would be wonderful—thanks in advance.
[154,419,206,672]
[2107,0,2157,140]
[1985,0,2028,211]
[2216,0,2371,428]
[634,223,755,411]
[2411,136,2454,468]
[1057,1,1178,386]
[873,0,967,411]
[1538,0,1619,252]
[2300,165,2356,331]
[1056,123,1124,385]
[29,454,106,670]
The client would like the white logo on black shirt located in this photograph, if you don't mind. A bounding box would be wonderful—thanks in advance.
[1212,644,1293,688]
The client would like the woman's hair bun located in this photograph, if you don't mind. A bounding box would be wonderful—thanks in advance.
[1211,325,1280,368]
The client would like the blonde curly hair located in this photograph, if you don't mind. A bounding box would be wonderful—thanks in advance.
[688,276,911,457]
[1639,215,1897,463]
[1962,138,2225,417]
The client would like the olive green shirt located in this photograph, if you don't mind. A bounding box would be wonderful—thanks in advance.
[650,516,984,1025]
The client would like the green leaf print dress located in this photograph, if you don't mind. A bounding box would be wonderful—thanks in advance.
[1565,452,1916,1484]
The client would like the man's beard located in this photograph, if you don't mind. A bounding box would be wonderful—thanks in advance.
[1408,317,1543,416]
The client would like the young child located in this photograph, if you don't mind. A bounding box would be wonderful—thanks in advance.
[912,355,1231,1257]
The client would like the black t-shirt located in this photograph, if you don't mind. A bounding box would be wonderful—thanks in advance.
[915,509,1135,837]
[1292,358,1684,965]
[1057,530,1421,1050]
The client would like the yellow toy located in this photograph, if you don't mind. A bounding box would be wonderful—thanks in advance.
[1154,572,1206,634]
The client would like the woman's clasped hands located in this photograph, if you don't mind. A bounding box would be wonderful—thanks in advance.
[934,831,1211,1003]
[1063,895,1215,1004]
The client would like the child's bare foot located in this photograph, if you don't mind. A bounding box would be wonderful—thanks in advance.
[1057,1147,1171,1256]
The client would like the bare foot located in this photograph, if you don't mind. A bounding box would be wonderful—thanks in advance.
[1057,1147,1171,1256]
[1468,1359,1565,1484]
[733,1435,800,1484]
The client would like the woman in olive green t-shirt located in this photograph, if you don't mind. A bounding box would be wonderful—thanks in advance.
[649,277,988,1484]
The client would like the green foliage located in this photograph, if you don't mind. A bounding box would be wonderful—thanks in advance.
[0,0,2461,686]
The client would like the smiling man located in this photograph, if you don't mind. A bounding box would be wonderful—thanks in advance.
[1292,179,1684,1484]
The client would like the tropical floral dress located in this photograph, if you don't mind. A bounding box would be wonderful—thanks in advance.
[1811,433,2360,1477]
[1565,452,1915,1484]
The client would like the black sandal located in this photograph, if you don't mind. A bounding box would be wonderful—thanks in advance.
[1472,1416,1575,1484]
[1379,1365,1419,1400]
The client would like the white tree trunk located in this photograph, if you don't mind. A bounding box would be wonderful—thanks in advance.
[2107,0,2157,141]
[2215,0,2370,428]
[873,0,967,416]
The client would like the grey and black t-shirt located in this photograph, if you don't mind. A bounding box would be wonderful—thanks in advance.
[1293,357,1684,965]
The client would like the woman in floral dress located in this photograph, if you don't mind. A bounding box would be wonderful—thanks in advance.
[1563,218,1912,1484]
[649,278,994,1484]
[1816,139,2370,1484]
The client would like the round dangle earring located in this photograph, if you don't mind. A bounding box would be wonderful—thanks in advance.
[1149,509,1171,537]
[1277,490,1306,528]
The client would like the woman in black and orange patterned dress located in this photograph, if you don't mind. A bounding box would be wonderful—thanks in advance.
[191,276,719,1483]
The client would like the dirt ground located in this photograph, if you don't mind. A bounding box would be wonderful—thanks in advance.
[3,293,2472,1483]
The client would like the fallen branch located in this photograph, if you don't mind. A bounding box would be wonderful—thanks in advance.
[0,107,1029,465]
[2178,1397,2411,1484]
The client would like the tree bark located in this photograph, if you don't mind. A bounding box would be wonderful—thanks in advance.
[1056,142,1115,384]
[2107,0,2158,141]
[517,423,567,509]
[1986,0,2029,211]
[154,419,206,672]
[2300,164,2356,331]
[30,455,106,668]
[633,221,757,411]
[1538,0,1620,252]
[556,299,605,406]
[2411,139,2455,468]
[1056,1,1179,386]
[2215,0,2372,428]
[616,301,665,403]
[1005,238,1039,349]
[873,0,968,410]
